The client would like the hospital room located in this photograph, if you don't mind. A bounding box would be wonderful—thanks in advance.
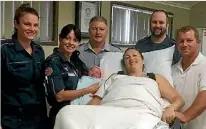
[1,1,206,129]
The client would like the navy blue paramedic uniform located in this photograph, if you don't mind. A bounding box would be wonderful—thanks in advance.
[1,36,50,129]
[135,36,181,65]
[44,48,88,119]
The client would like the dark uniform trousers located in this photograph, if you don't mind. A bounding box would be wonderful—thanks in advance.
[2,105,50,129]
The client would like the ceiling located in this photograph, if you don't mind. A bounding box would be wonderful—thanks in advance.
[169,1,199,7]
[153,1,200,10]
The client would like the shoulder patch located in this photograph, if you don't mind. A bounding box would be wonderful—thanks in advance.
[45,67,53,76]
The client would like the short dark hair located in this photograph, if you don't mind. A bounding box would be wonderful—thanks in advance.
[89,16,107,25]
[59,24,81,42]
[150,9,169,24]
[177,25,200,40]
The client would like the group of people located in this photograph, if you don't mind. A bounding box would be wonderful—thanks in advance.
[1,3,206,129]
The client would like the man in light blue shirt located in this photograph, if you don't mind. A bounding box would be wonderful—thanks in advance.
[79,16,122,68]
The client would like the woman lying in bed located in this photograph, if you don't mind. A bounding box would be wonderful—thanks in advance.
[54,48,184,129]
[88,48,184,123]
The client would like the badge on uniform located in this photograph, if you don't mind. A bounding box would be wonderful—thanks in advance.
[68,72,76,76]
[45,67,53,76]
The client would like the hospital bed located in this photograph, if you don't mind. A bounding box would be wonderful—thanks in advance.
[53,49,181,129]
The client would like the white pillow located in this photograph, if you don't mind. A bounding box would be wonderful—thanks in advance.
[99,46,174,86]
[100,52,124,80]
[143,45,175,85]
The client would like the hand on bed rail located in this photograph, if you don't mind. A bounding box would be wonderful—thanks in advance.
[162,106,176,124]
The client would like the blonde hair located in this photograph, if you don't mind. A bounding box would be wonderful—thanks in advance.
[89,16,107,25]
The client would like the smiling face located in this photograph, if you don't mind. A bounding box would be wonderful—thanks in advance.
[14,13,39,41]
[89,21,108,44]
[123,49,144,74]
[150,11,168,37]
[59,30,79,54]
[177,30,200,57]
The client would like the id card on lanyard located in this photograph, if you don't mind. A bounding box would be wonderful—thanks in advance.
[64,67,78,77]
[68,71,78,77]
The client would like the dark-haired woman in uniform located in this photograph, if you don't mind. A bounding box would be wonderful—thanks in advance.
[44,24,100,126]
[1,3,50,129]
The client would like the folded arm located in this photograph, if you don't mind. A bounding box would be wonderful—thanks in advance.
[45,60,99,103]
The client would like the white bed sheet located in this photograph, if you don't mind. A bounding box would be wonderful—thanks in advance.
[54,76,170,129]
[54,105,169,129]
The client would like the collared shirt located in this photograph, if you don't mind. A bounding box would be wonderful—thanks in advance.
[172,52,206,129]
[1,36,46,107]
[78,41,122,68]
[44,48,81,108]
[135,35,181,65]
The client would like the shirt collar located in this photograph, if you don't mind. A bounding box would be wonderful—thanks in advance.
[13,36,25,51]
[149,35,171,47]
[84,41,110,52]
[177,52,205,71]
[12,36,39,52]
[53,47,80,63]
[192,52,205,65]
[53,47,68,62]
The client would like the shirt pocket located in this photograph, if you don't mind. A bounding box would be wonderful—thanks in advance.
[8,61,31,80]
[36,61,43,78]
[62,72,79,90]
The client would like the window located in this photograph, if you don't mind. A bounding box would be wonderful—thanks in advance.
[0,1,58,45]
[111,3,173,45]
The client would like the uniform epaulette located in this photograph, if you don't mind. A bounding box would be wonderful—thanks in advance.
[45,53,59,63]
[0,39,14,47]
[110,43,121,50]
